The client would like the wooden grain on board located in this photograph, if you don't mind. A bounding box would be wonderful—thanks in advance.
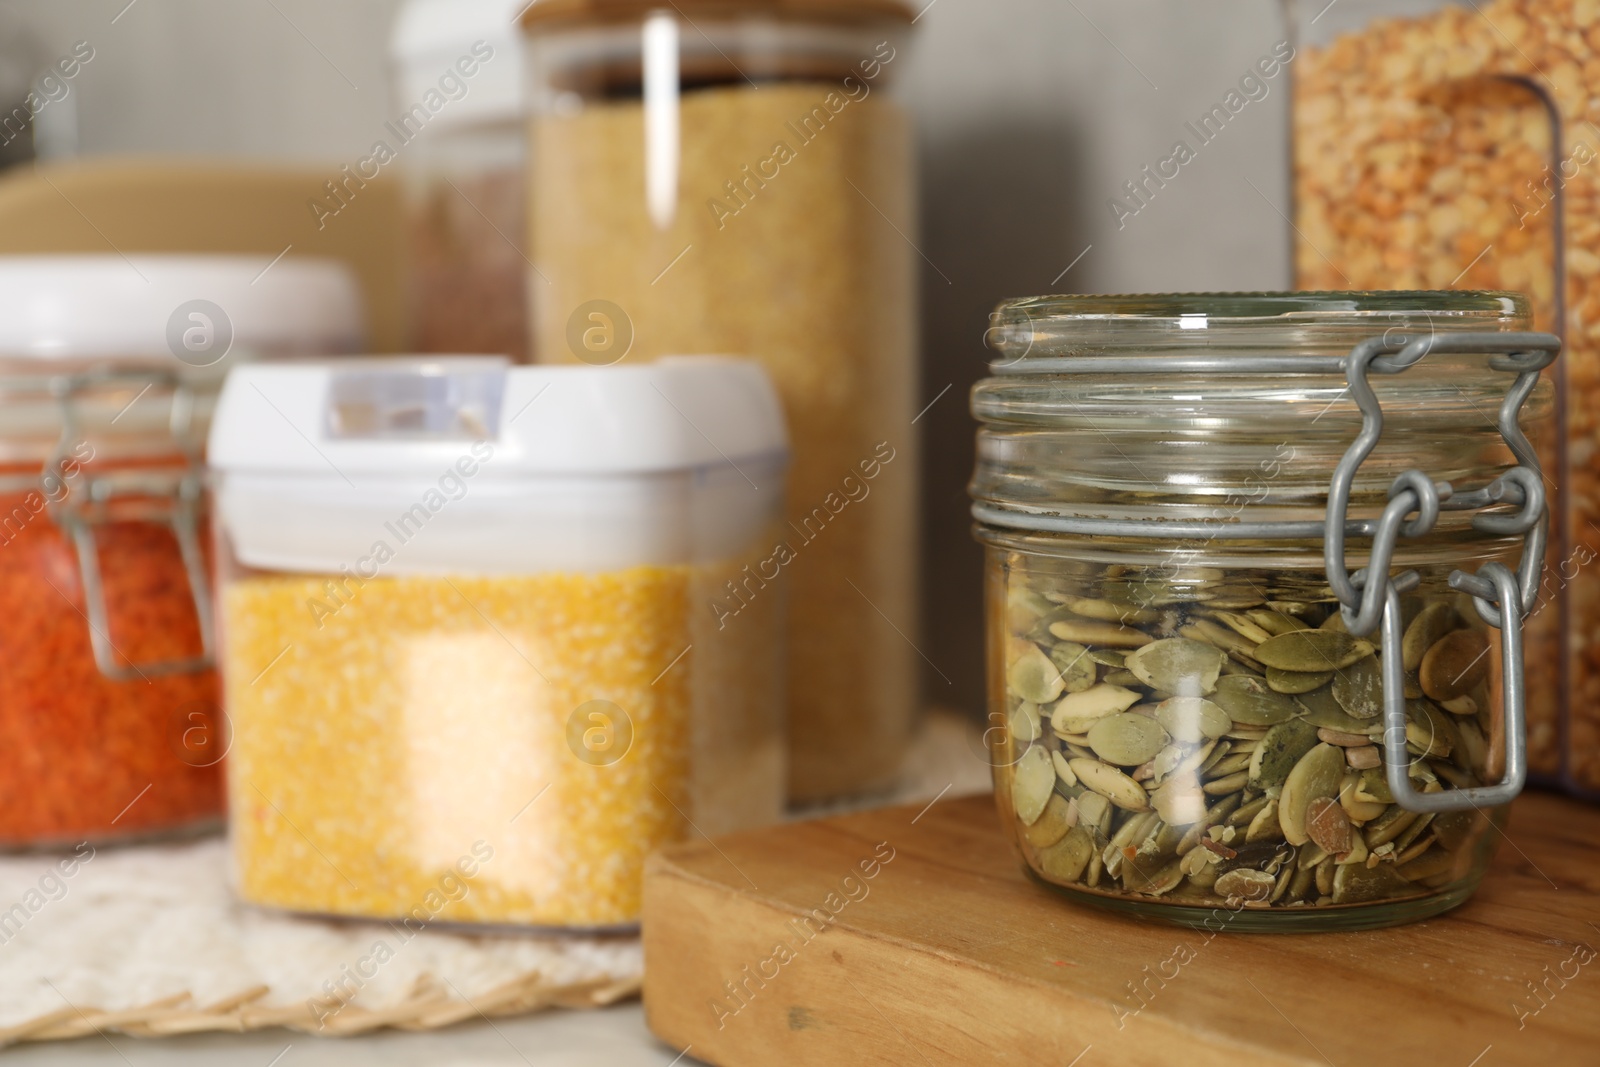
[642,791,1600,1067]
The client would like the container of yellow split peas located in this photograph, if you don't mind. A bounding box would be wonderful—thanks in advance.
[208,356,788,929]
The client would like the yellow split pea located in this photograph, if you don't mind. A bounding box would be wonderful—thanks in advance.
[224,567,704,928]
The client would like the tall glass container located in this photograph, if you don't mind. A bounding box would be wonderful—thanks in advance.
[1288,0,1599,797]
[392,0,530,361]
[522,0,920,801]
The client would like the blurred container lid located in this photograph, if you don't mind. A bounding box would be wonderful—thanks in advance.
[390,0,526,130]
[209,355,790,573]
[210,355,788,478]
[0,254,365,361]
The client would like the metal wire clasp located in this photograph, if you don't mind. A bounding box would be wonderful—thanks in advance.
[47,368,215,681]
[1324,331,1558,814]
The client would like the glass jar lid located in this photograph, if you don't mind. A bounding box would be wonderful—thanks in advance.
[971,290,1553,539]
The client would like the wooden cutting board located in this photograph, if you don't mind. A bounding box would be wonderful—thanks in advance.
[642,790,1600,1067]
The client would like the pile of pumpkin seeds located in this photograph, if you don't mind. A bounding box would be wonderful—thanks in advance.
[1000,575,1496,911]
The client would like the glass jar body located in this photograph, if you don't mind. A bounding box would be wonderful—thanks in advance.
[402,119,528,362]
[522,11,919,801]
[1289,0,1595,797]
[0,364,221,848]
[984,533,1508,931]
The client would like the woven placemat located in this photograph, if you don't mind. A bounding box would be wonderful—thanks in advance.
[0,712,988,1045]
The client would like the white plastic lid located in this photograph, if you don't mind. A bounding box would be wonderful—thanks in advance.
[0,255,365,361]
[209,356,789,575]
[390,0,526,130]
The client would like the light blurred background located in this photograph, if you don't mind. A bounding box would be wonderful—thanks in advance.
[0,0,1294,716]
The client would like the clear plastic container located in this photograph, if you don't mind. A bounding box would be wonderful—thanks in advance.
[972,292,1553,930]
[0,254,364,848]
[1287,0,1599,797]
[392,0,529,360]
[521,0,920,802]
[209,356,788,928]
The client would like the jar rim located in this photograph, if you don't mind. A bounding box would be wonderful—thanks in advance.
[987,290,1531,365]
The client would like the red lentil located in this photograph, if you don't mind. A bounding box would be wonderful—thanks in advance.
[0,473,222,846]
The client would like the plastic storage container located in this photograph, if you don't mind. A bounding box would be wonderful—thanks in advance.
[391,0,529,360]
[521,0,920,802]
[972,292,1554,930]
[1288,0,1599,797]
[210,356,788,928]
[0,254,364,847]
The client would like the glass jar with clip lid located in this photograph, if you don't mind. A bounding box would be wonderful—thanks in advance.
[0,254,362,847]
[972,291,1554,930]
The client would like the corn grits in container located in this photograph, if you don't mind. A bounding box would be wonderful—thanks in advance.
[971,292,1554,931]
[209,356,787,928]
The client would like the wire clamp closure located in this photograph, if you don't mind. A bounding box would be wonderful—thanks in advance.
[1323,331,1558,813]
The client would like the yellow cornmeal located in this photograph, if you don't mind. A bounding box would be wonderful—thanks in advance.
[224,564,773,928]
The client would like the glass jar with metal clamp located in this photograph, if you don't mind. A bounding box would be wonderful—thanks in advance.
[0,254,364,847]
[0,361,222,848]
[971,291,1554,931]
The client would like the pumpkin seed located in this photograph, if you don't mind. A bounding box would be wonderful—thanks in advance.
[1056,595,1160,625]
[1049,618,1153,648]
[1152,777,1209,825]
[1088,649,1127,668]
[1365,804,1419,848]
[1295,686,1373,733]
[1402,603,1462,671]
[1214,868,1275,901]
[1051,684,1141,734]
[1088,712,1171,767]
[1248,610,1313,635]
[1179,618,1259,662]
[1206,751,1255,779]
[1038,825,1095,882]
[1102,669,1141,687]
[1008,702,1042,747]
[1316,727,1372,747]
[1075,791,1113,837]
[1011,745,1055,825]
[1023,794,1075,847]
[1254,629,1375,672]
[1154,696,1231,743]
[1007,587,1053,633]
[1419,629,1489,701]
[1211,674,1303,725]
[1331,861,1411,904]
[1208,611,1275,644]
[1332,656,1383,719]
[1278,744,1347,846]
[1339,772,1385,824]
[1265,666,1334,694]
[1203,771,1250,795]
[1048,641,1098,694]
[1396,848,1457,882]
[1305,795,1352,855]
[1069,758,1150,812]
[1248,718,1321,789]
[1244,797,1284,842]
[1355,768,1394,804]
[1228,794,1272,828]
[1124,857,1185,896]
[1008,643,1065,703]
[1344,745,1382,770]
[1050,749,1078,788]
[1125,637,1225,696]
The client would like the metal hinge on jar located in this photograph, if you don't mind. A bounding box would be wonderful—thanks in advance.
[46,367,215,681]
[1323,331,1558,814]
